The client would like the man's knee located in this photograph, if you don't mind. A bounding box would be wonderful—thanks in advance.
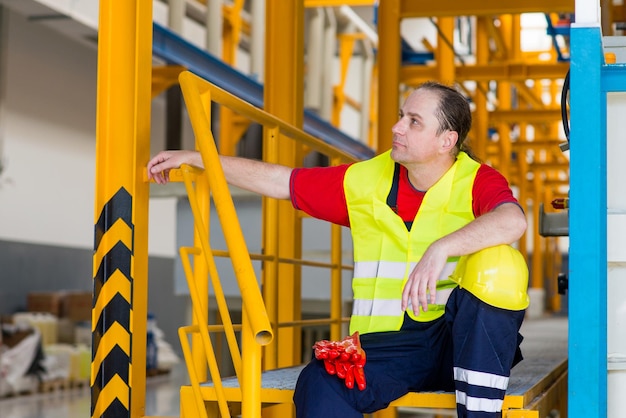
[294,361,361,418]
[294,358,408,416]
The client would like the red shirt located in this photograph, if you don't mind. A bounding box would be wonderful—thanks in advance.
[290,162,519,227]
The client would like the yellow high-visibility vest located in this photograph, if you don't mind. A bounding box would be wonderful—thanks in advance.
[345,151,479,334]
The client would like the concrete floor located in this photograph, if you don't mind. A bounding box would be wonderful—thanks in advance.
[0,316,568,418]
[0,365,188,418]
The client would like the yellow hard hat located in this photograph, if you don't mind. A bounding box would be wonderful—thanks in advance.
[449,245,530,311]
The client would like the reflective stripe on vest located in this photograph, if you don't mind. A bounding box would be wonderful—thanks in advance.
[352,260,459,314]
[345,151,479,334]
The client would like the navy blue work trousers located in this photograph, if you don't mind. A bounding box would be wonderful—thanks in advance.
[293,288,525,418]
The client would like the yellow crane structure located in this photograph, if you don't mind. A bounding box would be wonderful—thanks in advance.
[93,0,626,417]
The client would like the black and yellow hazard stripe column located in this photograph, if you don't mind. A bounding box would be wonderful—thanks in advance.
[92,1,152,417]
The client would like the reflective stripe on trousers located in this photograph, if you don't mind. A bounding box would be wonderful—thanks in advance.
[447,288,525,417]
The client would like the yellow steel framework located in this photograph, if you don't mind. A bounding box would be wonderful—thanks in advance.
[183,0,578,310]
[218,0,251,157]
[375,1,574,316]
[94,1,582,418]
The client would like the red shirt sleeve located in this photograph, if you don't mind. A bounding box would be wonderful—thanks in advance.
[472,164,521,216]
[289,162,520,227]
[290,164,352,227]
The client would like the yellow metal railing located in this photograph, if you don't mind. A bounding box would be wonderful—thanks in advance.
[174,70,360,418]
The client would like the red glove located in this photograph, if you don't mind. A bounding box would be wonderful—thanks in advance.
[313,332,366,390]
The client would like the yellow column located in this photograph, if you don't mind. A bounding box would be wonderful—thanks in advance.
[517,122,530,262]
[436,17,456,85]
[532,172,545,291]
[497,14,513,179]
[263,2,305,417]
[473,17,489,159]
[265,0,304,366]
[377,0,401,153]
[511,14,521,62]
[92,1,152,418]
[218,0,251,156]
[497,82,512,179]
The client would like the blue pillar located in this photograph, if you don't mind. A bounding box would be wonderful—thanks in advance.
[568,25,607,418]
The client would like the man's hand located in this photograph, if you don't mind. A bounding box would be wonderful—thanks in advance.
[147,150,203,184]
[313,332,366,390]
[401,243,448,315]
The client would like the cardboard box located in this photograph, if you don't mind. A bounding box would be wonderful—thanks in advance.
[27,292,66,317]
[1,327,34,348]
[64,292,93,322]
[56,318,76,344]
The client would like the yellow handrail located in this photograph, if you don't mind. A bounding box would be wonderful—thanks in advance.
[180,71,361,162]
[175,69,360,418]
[180,72,274,345]
[180,167,244,378]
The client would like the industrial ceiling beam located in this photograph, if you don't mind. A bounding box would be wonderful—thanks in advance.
[490,109,562,123]
[399,0,574,17]
[304,0,376,6]
[400,62,570,84]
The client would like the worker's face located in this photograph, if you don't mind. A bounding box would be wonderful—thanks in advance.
[390,89,450,165]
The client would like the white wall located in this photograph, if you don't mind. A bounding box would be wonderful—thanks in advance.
[0,8,178,257]
[0,1,362,262]
[607,91,626,417]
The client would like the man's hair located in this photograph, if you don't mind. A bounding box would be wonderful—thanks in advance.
[417,81,475,158]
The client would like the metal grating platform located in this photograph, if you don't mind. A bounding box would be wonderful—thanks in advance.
[199,316,568,398]
[202,365,306,390]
